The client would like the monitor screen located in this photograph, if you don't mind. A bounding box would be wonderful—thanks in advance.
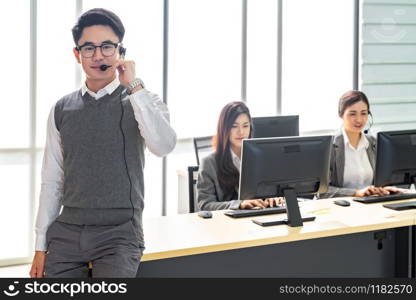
[252,115,299,138]
[238,135,332,227]
[375,130,416,187]
[239,135,332,201]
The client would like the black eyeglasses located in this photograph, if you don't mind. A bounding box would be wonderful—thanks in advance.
[76,42,120,58]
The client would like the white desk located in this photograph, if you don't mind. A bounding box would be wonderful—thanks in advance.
[137,198,416,277]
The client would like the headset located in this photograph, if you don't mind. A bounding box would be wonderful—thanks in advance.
[99,44,126,70]
[99,44,135,223]
[363,111,373,134]
[119,44,126,57]
[118,89,135,223]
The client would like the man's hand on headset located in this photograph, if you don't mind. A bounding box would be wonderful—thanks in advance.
[116,59,141,92]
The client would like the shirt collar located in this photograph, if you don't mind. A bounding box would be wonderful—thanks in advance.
[81,77,120,99]
[342,127,369,151]
[230,148,241,170]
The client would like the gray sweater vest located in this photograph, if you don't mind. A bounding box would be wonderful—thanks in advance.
[54,85,145,241]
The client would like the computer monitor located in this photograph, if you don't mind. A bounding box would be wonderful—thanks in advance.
[252,115,299,138]
[375,130,416,188]
[239,135,332,227]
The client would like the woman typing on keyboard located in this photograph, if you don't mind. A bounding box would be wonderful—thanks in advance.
[322,90,402,198]
[197,101,283,211]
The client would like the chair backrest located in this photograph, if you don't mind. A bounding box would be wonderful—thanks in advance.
[187,166,199,213]
[193,136,213,166]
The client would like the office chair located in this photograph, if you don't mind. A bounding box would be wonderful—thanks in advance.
[187,166,199,213]
[193,136,213,166]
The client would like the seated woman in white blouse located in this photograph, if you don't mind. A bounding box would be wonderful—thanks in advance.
[325,90,401,198]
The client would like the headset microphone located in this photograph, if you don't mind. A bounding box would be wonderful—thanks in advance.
[99,64,111,71]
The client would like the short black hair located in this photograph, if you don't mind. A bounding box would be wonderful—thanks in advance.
[72,8,125,45]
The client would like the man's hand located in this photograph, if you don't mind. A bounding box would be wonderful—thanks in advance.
[116,60,142,93]
[29,251,46,278]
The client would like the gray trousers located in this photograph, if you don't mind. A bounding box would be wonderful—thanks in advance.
[44,219,143,278]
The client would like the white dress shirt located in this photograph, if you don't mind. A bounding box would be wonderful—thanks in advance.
[230,148,241,172]
[342,128,373,190]
[35,77,176,251]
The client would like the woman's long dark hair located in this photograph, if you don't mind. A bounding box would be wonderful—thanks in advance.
[213,101,252,196]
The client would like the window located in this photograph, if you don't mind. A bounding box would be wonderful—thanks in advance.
[37,0,77,147]
[282,0,354,132]
[168,0,243,139]
[166,0,242,215]
[0,154,31,260]
[362,0,416,132]
[0,0,31,263]
[246,0,279,117]
[0,1,30,148]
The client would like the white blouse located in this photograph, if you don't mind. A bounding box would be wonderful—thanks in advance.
[342,128,374,189]
[230,148,241,172]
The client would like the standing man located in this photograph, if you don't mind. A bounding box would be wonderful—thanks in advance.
[30,8,176,277]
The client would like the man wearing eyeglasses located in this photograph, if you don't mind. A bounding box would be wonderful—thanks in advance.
[30,8,176,278]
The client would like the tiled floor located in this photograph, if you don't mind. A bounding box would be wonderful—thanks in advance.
[0,264,30,278]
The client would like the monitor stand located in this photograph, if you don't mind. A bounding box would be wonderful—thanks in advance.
[401,174,416,190]
[283,188,315,227]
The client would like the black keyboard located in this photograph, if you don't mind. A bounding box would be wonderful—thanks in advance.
[224,206,286,218]
[353,193,416,204]
[383,201,416,211]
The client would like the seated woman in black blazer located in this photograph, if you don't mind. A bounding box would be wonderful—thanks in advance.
[197,101,282,210]
[325,90,401,198]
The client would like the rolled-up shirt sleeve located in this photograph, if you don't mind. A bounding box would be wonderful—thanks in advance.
[129,89,176,157]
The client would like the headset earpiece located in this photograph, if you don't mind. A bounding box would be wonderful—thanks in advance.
[119,46,126,57]
[364,111,373,134]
